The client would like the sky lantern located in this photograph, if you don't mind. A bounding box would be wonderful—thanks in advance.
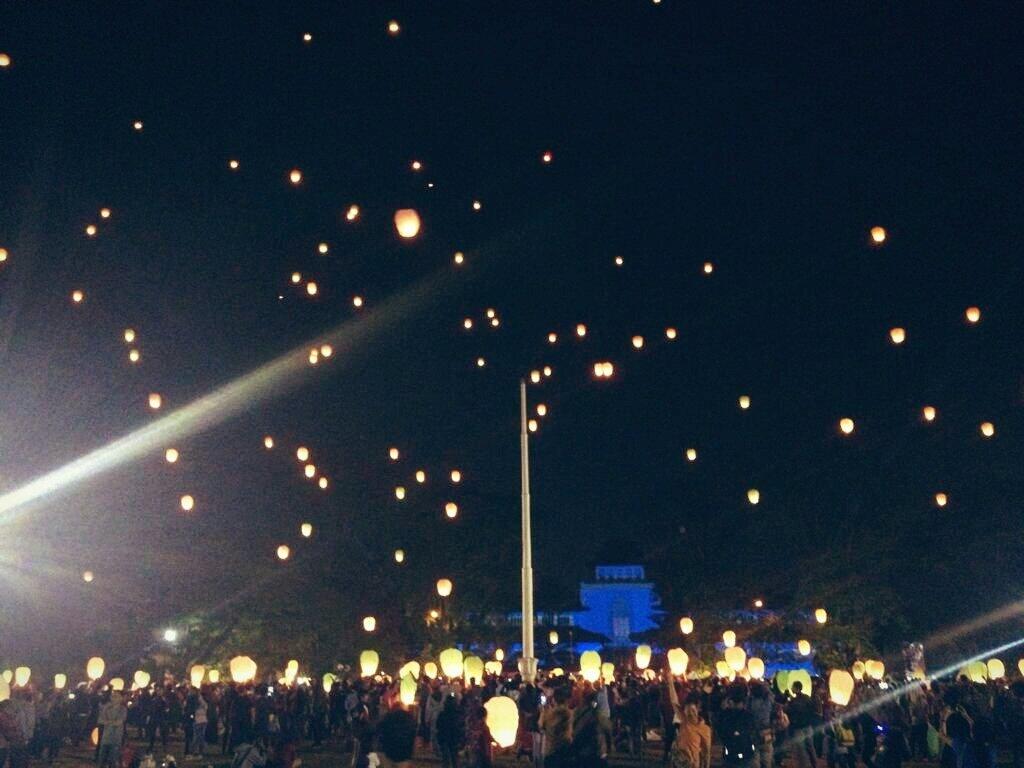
[530,370,541,383]
[476,357,486,368]
[870,226,887,244]
[109,678,125,692]
[87,657,105,681]
[308,349,319,365]
[632,335,645,349]
[935,492,948,507]
[922,406,936,422]
[180,494,194,512]
[453,251,465,265]
[129,349,140,363]
[0,248,7,262]
[301,522,313,538]
[472,200,482,210]
[866,660,885,680]
[99,207,111,219]
[614,255,624,266]
[536,404,547,417]
[542,151,553,163]
[549,630,559,645]
[14,667,30,687]
[667,648,688,677]
[359,651,379,677]
[666,327,677,340]
[889,327,906,345]
[484,697,520,748]
[722,630,737,648]
[148,393,162,410]
[317,242,329,254]
[987,659,1005,680]
[263,436,274,449]
[747,488,760,505]
[85,224,97,237]
[576,323,587,337]
[395,486,406,500]
[437,578,453,597]
[0,53,10,68]
[424,662,439,680]
[54,673,67,690]
[389,447,400,461]
[394,209,421,238]
[464,318,474,330]
[548,332,558,344]
[363,616,377,632]
[189,665,205,688]
[321,672,336,693]
[528,419,538,432]
[345,204,360,221]
[399,673,417,706]
[839,418,855,435]
[445,502,458,519]
[725,646,746,672]
[123,328,136,343]
[320,344,332,358]
[594,361,614,378]
[304,464,316,478]
[415,469,426,483]
[580,650,602,682]
[965,306,981,323]
[82,570,94,583]
[601,662,616,681]
[797,639,811,656]
[394,549,405,563]
[980,421,995,438]
[680,617,694,634]
[318,476,329,489]
[747,658,765,680]
[484,661,502,676]
[685,448,697,462]
[71,289,85,303]
[829,670,854,706]
[165,448,179,463]
[738,395,750,409]
[450,469,462,483]
[440,648,463,678]
[754,599,763,608]
[284,660,299,684]
[132,670,151,689]
[851,661,866,680]
[814,608,828,624]
[464,655,484,685]
[1018,659,1024,677]
[228,159,239,170]
[387,19,401,35]
[289,169,302,185]
[635,644,652,670]
[204,670,218,683]
[133,120,144,131]
[276,544,290,561]
[543,365,553,377]
[306,281,318,296]
[715,661,734,680]
[291,272,302,284]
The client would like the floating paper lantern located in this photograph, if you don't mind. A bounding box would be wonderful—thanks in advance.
[536,404,548,417]
[453,251,464,265]
[445,502,458,519]
[600,662,615,681]
[747,488,760,505]
[635,644,652,670]
[436,578,453,597]
[424,662,438,680]
[440,648,463,679]
[345,204,360,221]
[322,673,336,693]
[0,248,7,263]
[472,200,482,211]
[72,289,85,303]
[450,470,462,483]
[666,327,677,340]
[124,328,136,343]
[815,608,828,624]
[229,656,257,683]
[866,660,885,680]
[576,324,587,337]
[276,544,290,560]
[394,209,421,238]
[839,418,855,435]
[721,630,737,648]
[228,159,240,170]
[797,639,812,656]
[320,344,333,358]
[291,272,302,284]
[549,630,559,645]
[542,151,553,164]
[399,661,421,680]
[680,617,694,634]
[399,673,417,706]
[395,486,406,500]
[133,670,151,689]
[965,306,981,324]
[889,327,906,345]
[1018,659,1024,677]
[747,658,765,680]
[318,477,328,490]
[494,649,505,662]
[415,469,426,483]
[363,616,376,632]
[133,120,143,131]
[725,646,747,672]
[632,335,645,350]
[476,357,486,368]
[0,671,9,685]
[289,169,303,185]
[667,648,688,677]
[148,393,162,410]
[128,349,140,363]
[82,570,94,583]
[703,262,714,274]
[464,655,484,685]
[389,447,400,461]
[787,669,812,695]
[684,448,697,462]
[359,650,379,677]
[190,665,205,688]
[988,659,1005,680]
[593,361,614,378]
[484,696,519,748]
[851,661,866,680]
[485,661,502,676]
[922,406,936,422]
[284,660,299,684]
[306,281,318,296]
[715,660,734,680]
[301,522,313,537]
[829,670,854,706]
[935,493,947,507]
[85,224,97,237]
[964,661,986,684]
[614,255,624,266]
[738,395,750,409]
[208,670,220,683]
[980,421,995,438]
[530,370,541,383]
[387,20,401,35]
[870,226,887,244]
[109,678,125,691]
[528,419,538,432]
[394,549,405,563]
[164,448,179,464]
[580,651,602,682]
[14,667,30,687]
[180,495,194,512]
[543,365,553,377]
[0,54,10,68]
[51,673,67,690]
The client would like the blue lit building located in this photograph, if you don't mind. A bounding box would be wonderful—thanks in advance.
[574,564,664,646]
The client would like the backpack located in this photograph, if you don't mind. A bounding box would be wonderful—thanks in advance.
[837,725,856,747]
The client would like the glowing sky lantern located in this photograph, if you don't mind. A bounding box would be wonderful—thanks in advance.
[85,224,97,237]
[593,361,615,378]
[889,327,906,345]
[1018,659,1024,677]
[276,544,290,561]
[601,661,616,681]
[424,662,439,680]
[485,696,520,748]
[345,204,360,221]
[851,660,866,680]
[387,19,401,35]
[289,169,303,185]
[306,281,318,296]
[445,502,458,519]
[485,661,502,676]
[317,242,329,255]
[829,670,855,706]
[453,251,465,265]
[464,655,484,684]
[54,673,67,690]
[0,53,9,68]
[922,406,937,422]
[99,207,112,219]
[109,678,125,692]
[133,120,144,131]
[576,323,587,337]
[980,421,995,438]
[725,646,747,672]
[528,419,538,432]
[322,673,336,693]
[318,477,328,489]
[580,650,602,682]
[389,447,400,461]
[530,370,541,383]
[228,159,239,170]
[128,349,140,363]
[148,393,162,410]
[614,255,624,266]
[680,617,694,634]
[866,660,885,680]
[548,332,558,344]
[839,418,855,435]
[440,648,463,678]
[685,448,697,462]
[549,630,559,645]
[180,494,194,512]
[353,294,364,306]
[394,549,405,563]
[363,616,377,632]
[394,209,421,238]
[14,667,30,687]
[165,448,179,463]
[123,328,136,343]
[415,469,426,483]
[308,349,319,365]
[82,570,94,583]
[189,665,205,688]
[747,488,760,505]
[450,469,462,483]
[797,639,812,656]
[870,226,887,244]
[320,344,333,358]
[738,395,750,409]
[400,673,417,706]
[436,578,453,597]
[666,327,677,340]
[703,262,714,274]
[477,357,486,368]
[965,306,981,323]
[935,492,948,507]
[715,660,734,680]
[754,599,764,608]
[0,248,7,263]
[359,650,379,677]
[815,608,828,624]
[632,335,645,349]
[0,671,9,685]
[536,404,547,417]
[230,658,258,685]
[722,630,737,648]
[301,522,313,538]
[87,657,106,681]
[987,659,1006,680]
[395,486,406,500]
[208,670,220,683]
[635,644,652,670]
[472,200,482,210]
[543,365,553,377]
[291,272,302,284]
[667,648,688,677]
[72,289,85,303]
[542,151,553,163]
[747,658,765,680]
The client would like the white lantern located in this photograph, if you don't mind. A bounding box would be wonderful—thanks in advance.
[439,648,463,679]
[484,696,520,748]
[725,646,747,673]
[580,651,602,683]
[134,670,151,689]
[87,657,106,681]
[190,665,205,688]
[436,578,453,597]
[394,209,421,239]
[359,650,379,677]
[14,667,30,687]
[635,644,652,670]
[667,648,688,677]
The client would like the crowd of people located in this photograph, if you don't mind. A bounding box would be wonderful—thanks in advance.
[2,666,1024,768]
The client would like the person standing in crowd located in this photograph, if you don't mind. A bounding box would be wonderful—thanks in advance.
[373,710,417,768]
[539,688,573,768]
[96,692,127,768]
[749,683,775,768]
[786,680,818,768]
[571,690,610,768]
[189,689,208,759]
[435,695,462,768]
[0,699,25,768]
[718,684,759,768]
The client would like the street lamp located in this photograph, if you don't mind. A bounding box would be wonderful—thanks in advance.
[518,380,537,683]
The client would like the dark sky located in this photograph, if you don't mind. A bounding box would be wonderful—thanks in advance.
[1,2,1024,665]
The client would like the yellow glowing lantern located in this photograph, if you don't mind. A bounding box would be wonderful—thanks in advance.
[0,54,10,68]
[536,404,547,417]
[14,667,30,687]
[322,673,336,693]
[866,660,885,680]
[82,570,94,583]
[747,488,760,505]
[494,649,505,662]
[395,486,406,500]
[399,661,421,680]
[128,349,140,363]
[165,448,179,463]
[829,670,854,706]
[0,671,8,685]
[485,661,502,676]
[389,447,400,460]
[291,272,301,284]
[666,327,677,340]
[308,349,319,365]
[988,659,1005,680]
[0,248,7,262]
[543,365,552,377]
[632,335,645,350]
[600,662,615,681]
[484,696,519,748]
[614,255,624,266]
[453,251,464,265]
[870,226,887,244]
[190,665,205,688]
[576,323,587,337]
[180,495,194,512]
[399,673,417,706]
[445,502,458,519]
[317,242,329,255]
[530,370,541,383]
[289,169,303,185]
[437,578,453,597]
[71,289,85,303]
[980,421,995,438]
[839,418,855,435]
[715,660,734,680]
[51,673,67,690]
[738,395,750,409]
[464,655,484,684]
[580,651,602,682]
[797,639,811,656]
[85,224,97,237]
[208,670,220,683]
[148,393,162,410]
[394,549,405,563]
[346,205,360,221]
[635,644,652,670]
[306,281,318,296]
[301,522,313,538]
[394,209,421,239]
[359,650,379,677]
[725,646,747,673]
[415,469,426,483]
[318,476,328,489]
[528,419,538,432]
[922,406,936,422]
[363,616,376,632]
[276,544,290,561]
[549,630,559,645]
[229,159,239,170]
[965,306,981,324]
[424,662,438,680]
[851,661,866,680]
[320,344,333,357]
[450,470,462,483]
[703,262,714,274]
[477,357,486,368]
[124,328,136,343]
[229,656,257,683]
[440,648,463,679]
[935,492,948,507]
[133,120,143,131]
[815,608,828,624]
[542,151,553,164]
[747,657,765,680]
[134,670,151,689]
[1018,659,1024,677]
[387,20,401,35]
[678,617,694,635]
[889,327,906,345]
[667,648,689,677]
[548,332,558,344]
[685,448,697,462]
[472,200,482,210]
[109,678,124,692]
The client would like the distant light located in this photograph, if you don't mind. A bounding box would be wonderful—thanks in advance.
[395,486,406,500]
[528,419,538,433]
[0,53,10,68]
[85,224,97,237]
[180,494,194,512]
[530,370,541,383]
[576,323,587,337]
[445,502,458,519]
[463,318,474,330]
[228,159,239,170]
[665,327,677,340]
[548,332,557,344]
[123,328,136,343]
[922,406,936,422]
[345,204,360,221]
[450,469,462,483]
[411,160,422,171]
[291,272,302,284]
[289,169,303,185]
[754,599,763,608]
[889,327,906,345]
[302,32,312,43]
[614,256,624,266]
[72,289,85,303]
[472,200,482,211]
[738,395,750,410]
[980,421,995,438]
[486,308,496,319]
[264,436,274,449]
[870,226,887,244]
[165,448,179,464]
[394,208,421,238]
[99,208,112,219]
[536,403,548,417]
[163,629,178,643]
[306,281,318,296]
[352,295,364,308]
[388,447,400,461]
[839,417,855,435]
[415,469,426,483]
[276,545,290,561]
[82,570,94,583]
[363,616,376,632]
[632,335,644,350]
[542,151,553,163]
[593,361,614,378]
[814,608,828,624]
[296,446,309,462]
[128,349,140,363]
[476,357,486,368]
[0,248,7,263]
[304,463,316,478]
[747,488,760,505]
[934,492,948,507]
[318,242,329,254]
[543,366,552,377]
[133,120,144,131]
[453,251,465,265]
[394,549,405,563]
[685,448,697,462]
[703,262,714,274]
[320,344,333,357]
[148,393,162,410]
[387,19,401,35]
[490,317,500,328]
[301,522,313,538]
[965,306,981,324]
[318,476,328,489]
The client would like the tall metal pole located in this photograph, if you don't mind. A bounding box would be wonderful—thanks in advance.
[518,379,537,683]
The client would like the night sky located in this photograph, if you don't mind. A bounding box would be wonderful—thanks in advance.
[1,3,1023,668]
